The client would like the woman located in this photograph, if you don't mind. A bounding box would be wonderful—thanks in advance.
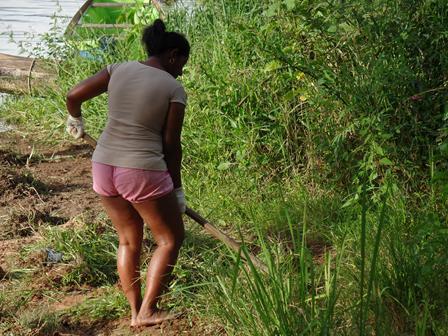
[65,19,190,327]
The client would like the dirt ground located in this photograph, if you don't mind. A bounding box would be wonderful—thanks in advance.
[0,129,223,336]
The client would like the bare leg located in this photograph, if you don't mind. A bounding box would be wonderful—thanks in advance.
[131,191,184,326]
[100,196,144,326]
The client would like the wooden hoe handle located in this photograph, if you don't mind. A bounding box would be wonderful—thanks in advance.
[82,133,98,148]
[82,133,267,273]
[185,207,268,273]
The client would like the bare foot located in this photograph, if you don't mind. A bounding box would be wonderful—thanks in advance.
[130,311,140,327]
[135,309,180,327]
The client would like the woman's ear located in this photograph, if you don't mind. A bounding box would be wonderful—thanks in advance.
[169,48,180,60]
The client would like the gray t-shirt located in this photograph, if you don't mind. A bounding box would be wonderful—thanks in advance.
[92,61,187,170]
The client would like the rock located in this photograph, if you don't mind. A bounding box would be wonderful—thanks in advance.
[45,248,63,264]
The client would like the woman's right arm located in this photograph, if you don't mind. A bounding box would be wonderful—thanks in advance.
[66,68,110,118]
[65,68,110,139]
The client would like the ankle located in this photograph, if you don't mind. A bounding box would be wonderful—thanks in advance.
[138,303,157,316]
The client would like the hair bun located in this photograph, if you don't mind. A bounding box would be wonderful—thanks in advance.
[152,19,166,35]
[141,18,190,57]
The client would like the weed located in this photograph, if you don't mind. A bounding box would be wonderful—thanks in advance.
[33,215,118,287]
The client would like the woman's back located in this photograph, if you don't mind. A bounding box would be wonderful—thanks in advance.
[92,61,187,170]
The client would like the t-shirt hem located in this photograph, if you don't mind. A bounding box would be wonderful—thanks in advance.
[170,99,186,105]
[91,158,168,171]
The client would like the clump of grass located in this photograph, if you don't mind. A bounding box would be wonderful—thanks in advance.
[0,278,47,334]
[17,306,62,335]
[69,286,128,321]
[32,214,118,287]
[210,205,342,335]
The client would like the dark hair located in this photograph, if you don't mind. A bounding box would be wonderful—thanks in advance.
[142,19,190,57]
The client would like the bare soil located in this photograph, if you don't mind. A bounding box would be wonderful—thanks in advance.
[0,130,223,336]
[0,131,97,240]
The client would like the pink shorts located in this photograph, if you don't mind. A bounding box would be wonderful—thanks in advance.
[92,162,174,203]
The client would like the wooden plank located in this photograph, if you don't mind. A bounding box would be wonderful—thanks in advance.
[77,23,133,29]
[0,53,55,94]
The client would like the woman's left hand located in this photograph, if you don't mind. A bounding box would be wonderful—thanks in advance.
[174,187,186,213]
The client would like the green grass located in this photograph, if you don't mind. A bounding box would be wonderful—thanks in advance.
[31,216,118,287]
[1,0,448,334]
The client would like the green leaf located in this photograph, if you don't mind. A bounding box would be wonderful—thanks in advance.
[338,22,352,32]
[265,3,279,17]
[284,0,296,10]
[369,171,378,181]
[217,162,232,170]
[342,194,359,208]
[372,142,384,156]
[440,142,448,154]
[379,158,393,166]
[285,90,296,101]
[264,60,282,72]
[327,25,337,33]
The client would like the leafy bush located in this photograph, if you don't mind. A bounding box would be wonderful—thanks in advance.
[178,0,448,193]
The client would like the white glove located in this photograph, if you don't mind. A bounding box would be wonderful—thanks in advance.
[66,115,84,139]
[174,187,186,213]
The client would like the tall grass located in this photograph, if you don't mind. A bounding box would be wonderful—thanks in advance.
[0,0,447,334]
[210,202,343,335]
[177,2,447,333]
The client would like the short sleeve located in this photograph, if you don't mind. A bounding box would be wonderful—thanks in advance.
[170,86,187,106]
[106,63,120,75]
